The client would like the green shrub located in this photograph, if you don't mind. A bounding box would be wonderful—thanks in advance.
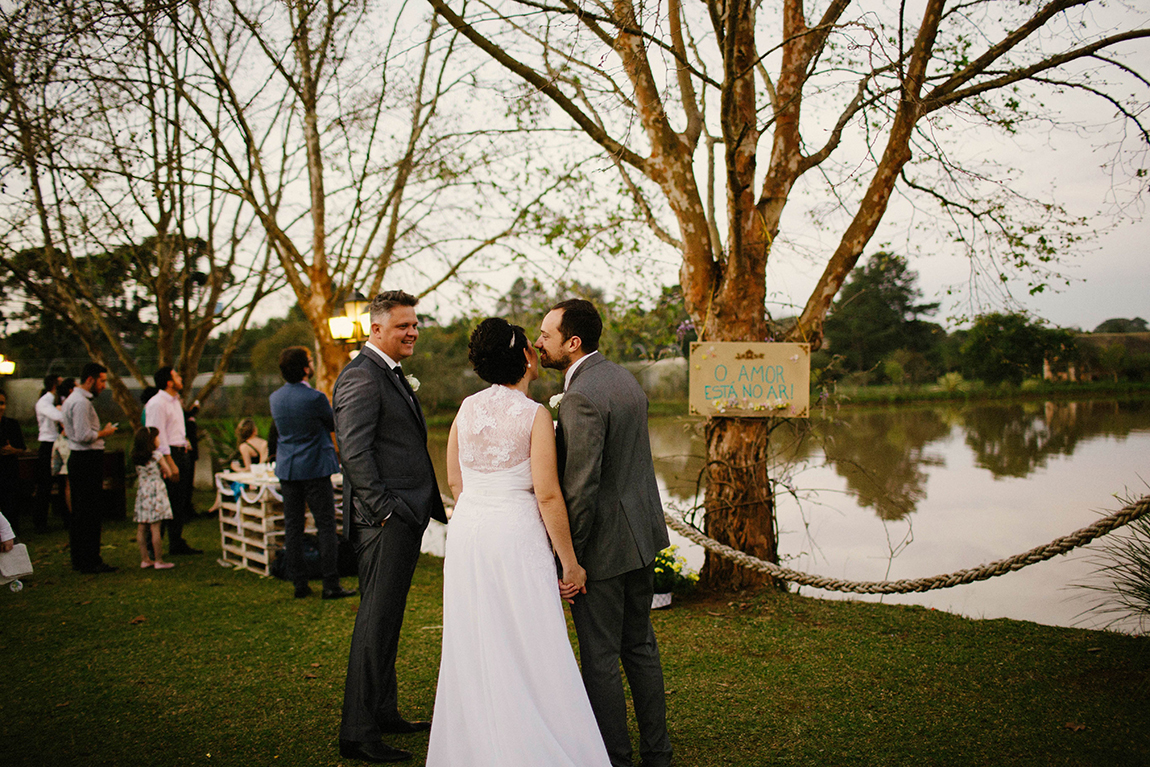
[937,371,965,392]
[1077,514,1150,633]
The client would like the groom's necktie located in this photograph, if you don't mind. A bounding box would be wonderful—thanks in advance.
[392,365,417,406]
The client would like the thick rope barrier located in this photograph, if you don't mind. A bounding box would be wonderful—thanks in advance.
[664,494,1150,595]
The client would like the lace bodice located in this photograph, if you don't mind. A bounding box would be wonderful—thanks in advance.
[456,385,541,472]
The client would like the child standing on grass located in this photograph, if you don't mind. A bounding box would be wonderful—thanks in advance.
[133,427,175,570]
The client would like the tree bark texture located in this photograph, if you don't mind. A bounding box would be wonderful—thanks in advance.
[701,417,778,590]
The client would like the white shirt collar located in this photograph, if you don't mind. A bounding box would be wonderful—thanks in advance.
[364,340,401,370]
[564,351,598,391]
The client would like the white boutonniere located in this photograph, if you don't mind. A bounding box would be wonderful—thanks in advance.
[406,374,420,392]
[549,393,564,409]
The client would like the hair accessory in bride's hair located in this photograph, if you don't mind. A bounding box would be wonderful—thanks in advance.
[509,331,516,348]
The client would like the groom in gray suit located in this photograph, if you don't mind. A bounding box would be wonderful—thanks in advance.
[536,298,673,767]
[334,290,447,764]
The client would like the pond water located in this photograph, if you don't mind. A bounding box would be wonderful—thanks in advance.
[428,398,1150,632]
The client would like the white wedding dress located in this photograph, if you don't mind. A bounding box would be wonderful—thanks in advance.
[426,385,610,767]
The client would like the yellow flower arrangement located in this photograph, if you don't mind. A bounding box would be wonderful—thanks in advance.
[652,545,699,594]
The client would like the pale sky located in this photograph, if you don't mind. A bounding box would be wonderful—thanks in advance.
[264,3,1150,336]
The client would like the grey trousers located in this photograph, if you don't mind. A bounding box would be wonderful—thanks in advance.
[339,518,423,742]
[571,562,673,767]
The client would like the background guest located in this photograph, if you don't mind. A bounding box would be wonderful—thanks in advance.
[61,363,118,574]
[33,374,64,532]
[0,509,14,552]
[0,390,29,534]
[184,401,201,518]
[270,346,354,601]
[230,418,268,471]
[50,379,75,519]
[132,426,175,571]
[144,366,201,556]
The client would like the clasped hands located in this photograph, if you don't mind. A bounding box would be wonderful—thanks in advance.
[558,562,588,604]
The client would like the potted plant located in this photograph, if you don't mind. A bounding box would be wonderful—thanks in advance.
[651,545,698,609]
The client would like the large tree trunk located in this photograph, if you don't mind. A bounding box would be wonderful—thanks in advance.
[695,0,779,590]
[701,417,777,590]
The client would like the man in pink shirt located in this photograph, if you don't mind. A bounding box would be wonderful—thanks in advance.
[144,366,201,555]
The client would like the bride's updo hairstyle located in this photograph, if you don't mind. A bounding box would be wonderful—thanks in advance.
[469,317,530,385]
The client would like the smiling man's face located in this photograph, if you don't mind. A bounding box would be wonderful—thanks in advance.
[374,305,419,361]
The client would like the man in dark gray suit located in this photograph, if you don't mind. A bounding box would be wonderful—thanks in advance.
[334,290,447,764]
[536,298,673,767]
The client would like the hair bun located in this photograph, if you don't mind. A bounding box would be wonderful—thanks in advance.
[469,317,529,385]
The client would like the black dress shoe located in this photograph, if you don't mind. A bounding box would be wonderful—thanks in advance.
[322,586,357,600]
[79,563,118,574]
[378,719,431,734]
[169,544,203,555]
[338,739,412,763]
[294,585,313,599]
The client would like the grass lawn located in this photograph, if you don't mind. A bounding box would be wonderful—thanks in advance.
[3,510,1150,767]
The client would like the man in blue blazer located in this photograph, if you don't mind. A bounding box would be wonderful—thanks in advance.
[269,346,355,601]
[334,290,447,764]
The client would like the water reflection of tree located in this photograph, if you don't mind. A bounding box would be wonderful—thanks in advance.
[820,410,949,520]
[963,400,1144,478]
[963,403,1077,478]
[644,400,1148,517]
[650,418,820,506]
[649,418,709,503]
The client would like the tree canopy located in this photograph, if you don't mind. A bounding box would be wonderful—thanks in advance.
[1094,318,1149,334]
[960,312,1077,386]
[823,253,940,376]
[426,0,1150,588]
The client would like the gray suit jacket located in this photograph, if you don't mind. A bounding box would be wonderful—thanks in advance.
[332,349,446,539]
[556,354,670,580]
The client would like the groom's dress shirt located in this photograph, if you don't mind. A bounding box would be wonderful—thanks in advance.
[563,351,598,391]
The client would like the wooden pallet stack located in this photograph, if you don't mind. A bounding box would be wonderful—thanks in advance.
[217,478,284,575]
[215,474,343,576]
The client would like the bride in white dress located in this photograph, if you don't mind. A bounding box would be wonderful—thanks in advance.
[426,318,610,767]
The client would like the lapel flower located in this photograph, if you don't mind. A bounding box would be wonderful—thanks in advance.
[406,374,420,392]
[549,393,563,409]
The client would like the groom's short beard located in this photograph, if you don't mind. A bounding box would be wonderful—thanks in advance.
[539,351,570,371]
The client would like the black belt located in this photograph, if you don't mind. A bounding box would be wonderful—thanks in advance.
[170,446,189,453]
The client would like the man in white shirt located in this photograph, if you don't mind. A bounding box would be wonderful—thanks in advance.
[61,362,118,573]
[33,374,64,532]
[144,366,201,555]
